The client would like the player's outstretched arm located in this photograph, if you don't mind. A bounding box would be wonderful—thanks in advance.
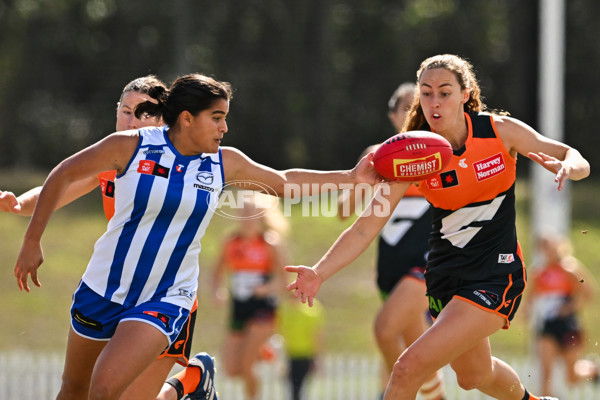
[1,176,102,217]
[495,116,590,191]
[528,148,590,191]
[222,147,383,197]
[14,132,138,292]
[286,182,410,306]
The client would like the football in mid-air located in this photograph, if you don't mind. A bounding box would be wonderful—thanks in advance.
[372,131,453,181]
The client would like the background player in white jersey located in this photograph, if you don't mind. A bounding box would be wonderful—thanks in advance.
[13,73,381,400]
[1,76,213,400]
[337,82,444,400]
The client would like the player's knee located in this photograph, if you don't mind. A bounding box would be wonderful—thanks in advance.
[454,369,489,391]
[390,356,418,384]
[88,378,122,400]
[57,377,90,400]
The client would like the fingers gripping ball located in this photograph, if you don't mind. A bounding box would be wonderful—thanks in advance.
[373,131,453,181]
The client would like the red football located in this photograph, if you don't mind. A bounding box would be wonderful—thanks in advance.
[373,131,453,181]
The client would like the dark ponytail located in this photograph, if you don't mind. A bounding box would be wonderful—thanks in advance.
[136,74,233,127]
[134,89,169,121]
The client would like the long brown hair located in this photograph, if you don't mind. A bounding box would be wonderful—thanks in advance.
[403,54,489,132]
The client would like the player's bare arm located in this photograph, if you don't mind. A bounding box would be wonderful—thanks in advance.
[286,182,409,306]
[222,146,381,197]
[14,131,139,291]
[494,115,590,189]
[1,175,101,217]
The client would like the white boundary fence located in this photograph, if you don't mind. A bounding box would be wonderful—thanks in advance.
[1,351,599,399]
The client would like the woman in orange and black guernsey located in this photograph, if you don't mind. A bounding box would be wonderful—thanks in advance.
[286,54,590,400]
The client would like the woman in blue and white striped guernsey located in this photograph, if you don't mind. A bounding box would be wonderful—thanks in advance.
[13,73,381,400]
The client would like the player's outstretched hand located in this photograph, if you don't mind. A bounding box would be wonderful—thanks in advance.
[285,265,322,307]
[0,191,22,214]
[14,239,44,292]
[528,151,570,191]
[353,152,385,186]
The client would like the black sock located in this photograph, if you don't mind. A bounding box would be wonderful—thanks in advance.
[165,377,185,400]
[521,388,541,400]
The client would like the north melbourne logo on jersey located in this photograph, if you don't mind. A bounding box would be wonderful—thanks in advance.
[138,160,170,178]
[498,253,515,264]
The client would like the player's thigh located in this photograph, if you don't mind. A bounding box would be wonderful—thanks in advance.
[449,336,493,380]
[61,326,107,390]
[91,320,169,396]
[400,298,504,374]
[120,356,177,400]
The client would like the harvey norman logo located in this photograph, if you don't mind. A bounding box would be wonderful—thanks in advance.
[473,153,505,181]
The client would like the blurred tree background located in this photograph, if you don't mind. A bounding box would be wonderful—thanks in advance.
[0,0,597,176]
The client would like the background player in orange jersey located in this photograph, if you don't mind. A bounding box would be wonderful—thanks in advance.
[337,82,445,400]
[524,233,598,396]
[287,54,590,400]
[0,76,208,400]
[211,192,289,400]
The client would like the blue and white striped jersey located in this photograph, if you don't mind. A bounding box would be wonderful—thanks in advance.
[82,126,224,310]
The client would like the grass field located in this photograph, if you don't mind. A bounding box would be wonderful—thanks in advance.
[1,170,599,362]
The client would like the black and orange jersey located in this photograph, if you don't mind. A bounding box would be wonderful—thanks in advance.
[98,170,117,221]
[223,235,274,274]
[418,112,522,280]
[532,263,577,297]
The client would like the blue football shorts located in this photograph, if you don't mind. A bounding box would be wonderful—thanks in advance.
[70,281,190,346]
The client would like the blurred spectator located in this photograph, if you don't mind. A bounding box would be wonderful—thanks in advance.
[525,232,598,395]
[278,291,325,400]
[212,191,289,400]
